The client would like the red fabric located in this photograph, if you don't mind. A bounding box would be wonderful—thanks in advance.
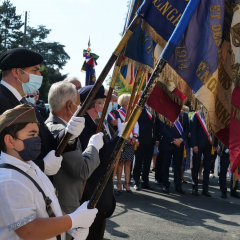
[86,57,95,67]
[215,127,229,149]
[230,86,240,173]
[130,62,133,85]
[147,86,186,123]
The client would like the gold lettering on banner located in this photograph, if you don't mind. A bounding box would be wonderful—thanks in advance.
[152,0,183,27]
[210,5,221,20]
[210,5,222,47]
[137,31,154,57]
[218,57,232,90]
[196,60,217,95]
[176,46,189,71]
[215,96,230,126]
[232,104,240,122]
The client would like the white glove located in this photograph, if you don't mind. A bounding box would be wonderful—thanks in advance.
[117,118,126,137]
[87,132,104,152]
[43,150,62,176]
[68,201,98,229]
[67,228,89,240]
[66,116,85,140]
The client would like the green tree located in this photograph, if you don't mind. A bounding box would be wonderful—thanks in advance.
[0,0,24,53]
[38,65,50,102]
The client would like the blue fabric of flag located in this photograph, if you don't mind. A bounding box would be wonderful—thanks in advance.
[137,0,189,43]
[122,0,156,68]
[168,0,225,94]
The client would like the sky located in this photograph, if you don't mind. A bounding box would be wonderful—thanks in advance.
[12,0,128,87]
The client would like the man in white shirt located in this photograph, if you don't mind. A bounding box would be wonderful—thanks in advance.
[0,104,98,240]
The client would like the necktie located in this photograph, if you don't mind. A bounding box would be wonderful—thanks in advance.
[20,97,28,104]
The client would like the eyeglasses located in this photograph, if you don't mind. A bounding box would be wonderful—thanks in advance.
[26,95,36,98]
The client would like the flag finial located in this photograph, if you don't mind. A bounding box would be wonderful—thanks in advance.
[87,36,91,52]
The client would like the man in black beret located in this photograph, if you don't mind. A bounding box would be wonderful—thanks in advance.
[79,85,125,240]
[0,48,86,176]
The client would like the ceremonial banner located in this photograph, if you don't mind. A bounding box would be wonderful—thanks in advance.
[138,0,233,146]
[230,1,240,174]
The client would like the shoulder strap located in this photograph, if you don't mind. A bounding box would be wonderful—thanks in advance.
[0,163,61,240]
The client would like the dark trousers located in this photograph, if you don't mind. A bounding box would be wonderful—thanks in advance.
[219,155,238,193]
[162,147,183,188]
[155,149,163,182]
[210,151,217,174]
[192,145,211,191]
[87,212,106,240]
[133,140,155,185]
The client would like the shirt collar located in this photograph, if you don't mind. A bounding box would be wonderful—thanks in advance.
[1,81,23,101]
[57,116,68,126]
[0,151,32,172]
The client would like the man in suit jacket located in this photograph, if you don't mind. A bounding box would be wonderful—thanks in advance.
[218,143,240,199]
[159,111,189,194]
[133,105,160,191]
[78,85,125,240]
[0,48,84,175]
[191,107,218,197]
[46,81,103,240]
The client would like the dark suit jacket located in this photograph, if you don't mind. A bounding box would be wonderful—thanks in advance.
[191,112,218,148]
[0,84,70,172]
[159,112,189,151]
[35,100,49,122]
[137,108,160,145]
[79,112,118,217]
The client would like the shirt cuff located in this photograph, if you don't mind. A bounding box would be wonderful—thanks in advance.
[8,213,36,231]
[225,149,229,153]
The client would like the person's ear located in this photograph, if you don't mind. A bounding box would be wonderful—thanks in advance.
[66,100,72,112]
[4,134,15,149]
[11,68,21,79]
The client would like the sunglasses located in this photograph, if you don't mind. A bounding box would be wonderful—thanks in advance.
[26,95,36,98]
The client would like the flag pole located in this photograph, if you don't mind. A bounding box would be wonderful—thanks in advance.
[87,0,201,209]
[96,56,124,134]
[55,15,142,157]
[132,71,145,109]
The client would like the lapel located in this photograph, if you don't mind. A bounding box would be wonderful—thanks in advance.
[0,84,20,107]
[85,112,97,132]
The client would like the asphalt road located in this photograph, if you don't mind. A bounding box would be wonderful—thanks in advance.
[104,170,240,240]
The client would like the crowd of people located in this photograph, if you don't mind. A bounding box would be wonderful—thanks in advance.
[0,48,238,240]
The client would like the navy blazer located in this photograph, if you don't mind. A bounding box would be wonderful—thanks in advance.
[137,108,160,145]
[80,112,118,217]
[0,84,70,172]
[191,112,218,148]
[159,112,189,151]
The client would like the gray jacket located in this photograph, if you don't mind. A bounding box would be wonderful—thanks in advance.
[45,113,100,213]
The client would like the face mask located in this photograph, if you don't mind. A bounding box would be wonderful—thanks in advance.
[14,136,41,161]
[97,103,104,117]
[112,102,118,110]
[27,97,36,105]
[18,69,43,95]
[106,103,113,116]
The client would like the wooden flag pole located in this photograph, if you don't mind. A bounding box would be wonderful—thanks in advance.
[112,66,142,181]
[132,71,146,109]
[96,56,123,134]
[55,15,141,157]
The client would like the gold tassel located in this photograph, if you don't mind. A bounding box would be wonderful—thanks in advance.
[184,149,187,158]
[211,145,214,155]
[134,144,137,151]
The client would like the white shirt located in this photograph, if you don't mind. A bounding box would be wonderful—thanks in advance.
[118,112,139,135]
[1,81,22,102]
[0,152,66,240]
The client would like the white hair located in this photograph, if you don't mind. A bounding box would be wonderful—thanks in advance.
[48,82,78,113]
[63,76,80,83]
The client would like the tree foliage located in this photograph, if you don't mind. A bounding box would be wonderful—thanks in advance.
[0,0,70,102]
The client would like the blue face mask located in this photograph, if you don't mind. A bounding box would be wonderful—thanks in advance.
[106,103,113,116]
[27,97,36,105]
[112,102,118,110]
[18,69,43,95]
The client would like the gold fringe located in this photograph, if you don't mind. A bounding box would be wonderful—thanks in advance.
[141,20,167,49]
[119,71,134,90]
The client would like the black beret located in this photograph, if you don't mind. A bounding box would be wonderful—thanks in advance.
[0,48,43,71]
[78,85,106,103]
